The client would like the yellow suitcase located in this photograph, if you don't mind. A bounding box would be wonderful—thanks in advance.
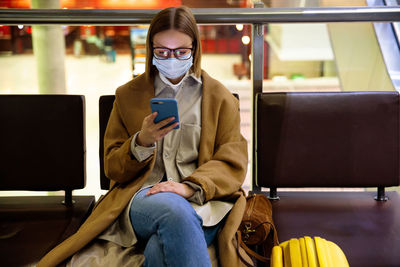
[270,236,349,267]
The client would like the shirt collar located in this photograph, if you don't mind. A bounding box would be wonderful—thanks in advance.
[155,71,202,97]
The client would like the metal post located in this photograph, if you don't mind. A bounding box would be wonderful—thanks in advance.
[375,186,388,201]
[62,189,75,206]
[268,187,280,201]
[251,2,264,193]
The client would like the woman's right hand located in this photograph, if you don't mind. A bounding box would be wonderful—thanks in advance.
[136,112,179,147]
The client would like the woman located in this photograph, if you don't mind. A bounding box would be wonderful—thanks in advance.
[38,6,248,267]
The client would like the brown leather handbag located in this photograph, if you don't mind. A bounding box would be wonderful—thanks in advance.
[237,193,279,266]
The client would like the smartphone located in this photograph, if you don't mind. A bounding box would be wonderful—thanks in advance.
[150,98,180,129]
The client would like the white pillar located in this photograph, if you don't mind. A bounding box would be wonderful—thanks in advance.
[31,0,66,94]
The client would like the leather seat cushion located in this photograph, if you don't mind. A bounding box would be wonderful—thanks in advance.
[0,196,95,266]
[271,191,400,267]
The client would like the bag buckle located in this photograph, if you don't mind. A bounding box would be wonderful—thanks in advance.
[243,223,255,243]
[244,223,255,234]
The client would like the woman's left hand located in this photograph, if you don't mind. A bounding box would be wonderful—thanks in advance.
[146,180,195,199]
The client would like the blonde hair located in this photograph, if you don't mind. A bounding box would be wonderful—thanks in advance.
[145,6,202,80]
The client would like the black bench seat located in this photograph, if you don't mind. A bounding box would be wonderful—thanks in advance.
[0,95,95,266]
[255,92,400,267]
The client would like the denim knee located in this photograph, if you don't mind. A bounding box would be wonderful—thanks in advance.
[154,192,203,227]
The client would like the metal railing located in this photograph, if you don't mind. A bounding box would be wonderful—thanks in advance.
[1,7,400,24]
[1,6,400,191]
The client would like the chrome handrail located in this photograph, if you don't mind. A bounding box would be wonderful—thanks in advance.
[0,7,399,25]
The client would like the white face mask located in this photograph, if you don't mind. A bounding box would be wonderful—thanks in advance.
[152,56,193,79]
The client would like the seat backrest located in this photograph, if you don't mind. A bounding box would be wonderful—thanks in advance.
[0,95,86,191]
[256,92,400,188]
[99,93,240,190]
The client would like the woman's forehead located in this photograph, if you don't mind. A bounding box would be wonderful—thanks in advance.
[153,29,193,48]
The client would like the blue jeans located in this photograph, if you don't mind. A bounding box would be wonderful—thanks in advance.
[129,188,222,267]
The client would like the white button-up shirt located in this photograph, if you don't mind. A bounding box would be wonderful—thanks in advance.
[130,71,205,204]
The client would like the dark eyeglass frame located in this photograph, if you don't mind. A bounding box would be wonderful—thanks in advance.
[153,47,194,60]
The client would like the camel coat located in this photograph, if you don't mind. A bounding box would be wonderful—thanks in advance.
[37,70,249,267]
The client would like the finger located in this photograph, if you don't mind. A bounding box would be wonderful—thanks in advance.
[143,112,157,122]
[142,114,163,141]
[143,112,158,127]
[146,182,176,195]
[150,112,158,122]
[146,184,164,195]
[159,122,179,137]
[147,186,166,195]
[154,116,176,130]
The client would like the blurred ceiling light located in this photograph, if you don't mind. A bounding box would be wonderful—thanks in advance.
[236,24,243,31]
[242,35,250,45]
[18,25,24,29]
[106,29,116,36]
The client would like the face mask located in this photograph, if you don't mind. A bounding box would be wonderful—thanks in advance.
[152,56,193,79]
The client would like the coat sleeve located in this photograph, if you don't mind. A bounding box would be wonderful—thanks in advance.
[182,96,248,202]
[104,96,154,184]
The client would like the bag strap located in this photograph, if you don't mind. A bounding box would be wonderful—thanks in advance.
[253,221,280,246]
[236,231,256,267]
[236,222,279,266]
[272,224,279,245]
[262,221,279,246]
[237,230,269,264]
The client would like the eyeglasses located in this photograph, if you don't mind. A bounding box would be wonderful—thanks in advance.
[153,47,193,60]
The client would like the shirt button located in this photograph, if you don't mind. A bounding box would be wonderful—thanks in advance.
[164,153,169,158]
[168,177,173,181]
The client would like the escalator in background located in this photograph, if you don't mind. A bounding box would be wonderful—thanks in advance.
[264,0,399,92]
[367,0,400,91]
[265,0,399,92]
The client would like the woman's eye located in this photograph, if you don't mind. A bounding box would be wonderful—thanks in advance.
[155,49,169,58]
[176,50,186,56]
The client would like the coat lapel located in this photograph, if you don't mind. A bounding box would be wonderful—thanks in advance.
[199,70,217,165]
